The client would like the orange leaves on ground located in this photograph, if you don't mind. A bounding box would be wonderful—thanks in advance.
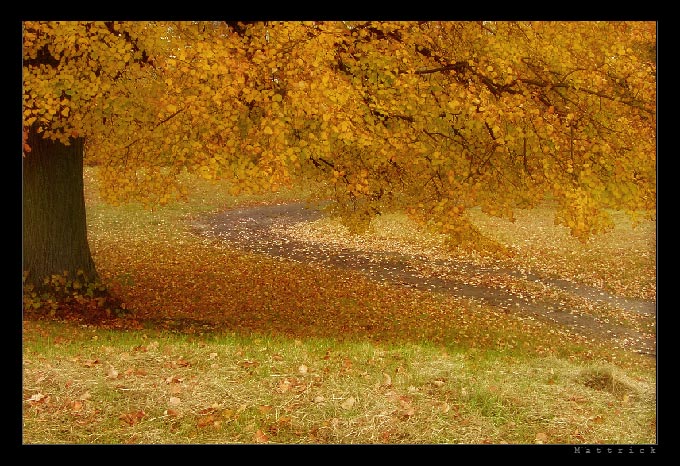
[119,410,146,426]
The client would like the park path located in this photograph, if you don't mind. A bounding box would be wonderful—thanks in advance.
[190,202,656,357]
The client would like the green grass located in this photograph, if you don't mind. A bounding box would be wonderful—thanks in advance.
[22,167,656,444]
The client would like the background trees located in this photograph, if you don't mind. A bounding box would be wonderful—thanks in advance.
[22,21,656,288]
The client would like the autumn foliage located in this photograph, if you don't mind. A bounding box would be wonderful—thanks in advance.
[22,21,656,244]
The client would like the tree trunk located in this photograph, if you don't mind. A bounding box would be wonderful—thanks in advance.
[23,127,98,290]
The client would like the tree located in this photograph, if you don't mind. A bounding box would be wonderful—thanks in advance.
[22,21,656,291]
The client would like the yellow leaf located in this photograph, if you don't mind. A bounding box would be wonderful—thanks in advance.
[167,104,178,113]
[61,107,70,117]
[263,126,273,135]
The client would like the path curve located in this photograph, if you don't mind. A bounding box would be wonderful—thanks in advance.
[189,202,656,356]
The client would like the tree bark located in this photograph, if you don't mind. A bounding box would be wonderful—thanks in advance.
[23,127,98,290]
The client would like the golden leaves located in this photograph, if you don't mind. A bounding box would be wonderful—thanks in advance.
[23,21,655,245]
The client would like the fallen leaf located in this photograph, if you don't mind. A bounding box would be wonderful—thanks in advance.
[535,432,548,444]
[383,373,392,387]
[107,366,119,379]
[71,401,83,412]
[298,364,308,374]
[258,405,273,414]
[278,379,292,393]
[341,397,356,410]
[254,429,269,443]
[169,397,181,406]
[119,410,145,426]
[209,352,218,360]
[27,393,46,403]
[197,414,215,428]
[164,409,179,417]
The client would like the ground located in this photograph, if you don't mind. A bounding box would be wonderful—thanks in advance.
[189,201,655,357]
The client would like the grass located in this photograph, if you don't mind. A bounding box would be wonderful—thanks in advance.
[23,320,656,444]
[22,167,656,444]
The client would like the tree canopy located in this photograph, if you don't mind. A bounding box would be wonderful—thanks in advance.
[23,21,656,249]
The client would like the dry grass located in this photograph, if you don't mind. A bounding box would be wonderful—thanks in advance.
[23,320,655,444]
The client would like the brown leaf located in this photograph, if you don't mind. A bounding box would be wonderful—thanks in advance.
[165,375,183,384]
[71,400,83,412]
[258,405,273,414]
[254,429,269,443]
[119,410,145,426]
[197,414,215,428]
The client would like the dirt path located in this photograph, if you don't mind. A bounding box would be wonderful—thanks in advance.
[190,202,656,357]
